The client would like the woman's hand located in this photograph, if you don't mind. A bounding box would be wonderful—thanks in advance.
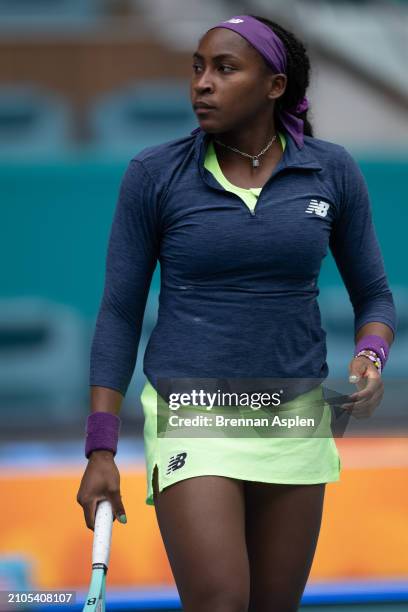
[341,356,384,418]
[76,450,127,531]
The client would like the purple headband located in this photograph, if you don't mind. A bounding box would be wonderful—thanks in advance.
[207,15,309,149]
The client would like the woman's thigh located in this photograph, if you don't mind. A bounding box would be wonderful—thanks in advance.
[152,466,250,612]
[244,481,326,612]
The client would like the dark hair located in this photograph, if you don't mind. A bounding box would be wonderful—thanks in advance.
[249,15,314,138]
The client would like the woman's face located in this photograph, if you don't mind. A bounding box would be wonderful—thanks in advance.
[190,27,286,134]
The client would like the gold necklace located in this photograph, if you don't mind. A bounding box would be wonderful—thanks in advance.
[213,133,277,168]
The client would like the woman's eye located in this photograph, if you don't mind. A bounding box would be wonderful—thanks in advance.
[192,64,235,73]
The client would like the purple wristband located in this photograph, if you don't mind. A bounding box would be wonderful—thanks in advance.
[85,412,121,459]
[354,334,390,371]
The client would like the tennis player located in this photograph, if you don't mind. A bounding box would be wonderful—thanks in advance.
[77,14,397,611]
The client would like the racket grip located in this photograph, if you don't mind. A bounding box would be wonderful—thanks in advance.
[92,500,113,568]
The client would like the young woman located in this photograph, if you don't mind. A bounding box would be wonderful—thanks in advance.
[77,15,396,612]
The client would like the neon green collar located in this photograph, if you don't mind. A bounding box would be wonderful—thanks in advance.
[204,131,287,195]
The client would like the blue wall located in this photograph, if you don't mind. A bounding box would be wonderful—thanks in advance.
[1,155,406,319]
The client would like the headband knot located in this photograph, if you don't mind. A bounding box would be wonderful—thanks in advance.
[207,15,309,148]
[294,96,309,114]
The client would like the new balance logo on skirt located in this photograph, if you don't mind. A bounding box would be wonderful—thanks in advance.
[166,452,187,474]
[305,199,330,217]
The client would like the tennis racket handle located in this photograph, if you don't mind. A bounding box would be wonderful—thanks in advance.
[92,500,113,567]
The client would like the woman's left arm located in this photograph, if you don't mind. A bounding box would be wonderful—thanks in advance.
[329,150,398,418]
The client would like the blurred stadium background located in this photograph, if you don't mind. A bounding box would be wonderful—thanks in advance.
[0,0,407,610]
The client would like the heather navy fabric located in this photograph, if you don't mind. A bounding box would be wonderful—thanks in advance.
[89,128,397,396]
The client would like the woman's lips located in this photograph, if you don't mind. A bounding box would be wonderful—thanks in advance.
[194,107,217,115]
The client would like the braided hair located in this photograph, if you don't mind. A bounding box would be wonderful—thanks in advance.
[249,15,314,138]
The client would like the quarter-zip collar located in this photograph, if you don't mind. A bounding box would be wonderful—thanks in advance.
[191,126,322,189]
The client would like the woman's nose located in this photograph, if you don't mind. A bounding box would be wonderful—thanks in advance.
[194,70,214,93]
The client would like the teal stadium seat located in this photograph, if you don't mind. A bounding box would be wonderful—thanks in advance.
[0,297,88,429]
[0,0,103,26]
[0,85,74,156]
[89,80,198,154]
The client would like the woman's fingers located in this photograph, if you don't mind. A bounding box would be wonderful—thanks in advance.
[348,376,382,403]
[342,386,383,418]
[342,357,383,418]
[79,496,100,531]
[108,489,127,524]
[79,494,125,530]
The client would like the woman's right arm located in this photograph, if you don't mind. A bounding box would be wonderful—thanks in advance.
[89,159,160,397]
[77,386,126,531]
[77,159,160,530]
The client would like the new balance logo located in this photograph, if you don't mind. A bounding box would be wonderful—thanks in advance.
[166,452,187,475]
[305,199,330,217]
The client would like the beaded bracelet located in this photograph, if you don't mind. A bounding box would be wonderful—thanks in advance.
[355,349,382,374]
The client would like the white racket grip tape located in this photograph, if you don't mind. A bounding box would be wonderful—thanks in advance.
[92,500,113,567]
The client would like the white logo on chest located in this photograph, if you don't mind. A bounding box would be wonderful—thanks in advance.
[305,199,330,218]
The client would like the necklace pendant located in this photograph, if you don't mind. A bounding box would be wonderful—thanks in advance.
[252,157,260,168]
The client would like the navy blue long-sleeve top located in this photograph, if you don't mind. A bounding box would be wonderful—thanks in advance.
[89,128,397,396]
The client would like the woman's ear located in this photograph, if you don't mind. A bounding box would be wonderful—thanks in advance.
[267,74,287,103]
[276,73,287,94]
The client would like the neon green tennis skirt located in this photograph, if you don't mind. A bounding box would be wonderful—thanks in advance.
[141,378,342,506]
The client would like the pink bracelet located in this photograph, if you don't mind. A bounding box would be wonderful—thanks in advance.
[355,349,382,374]
[85,412,121,459]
